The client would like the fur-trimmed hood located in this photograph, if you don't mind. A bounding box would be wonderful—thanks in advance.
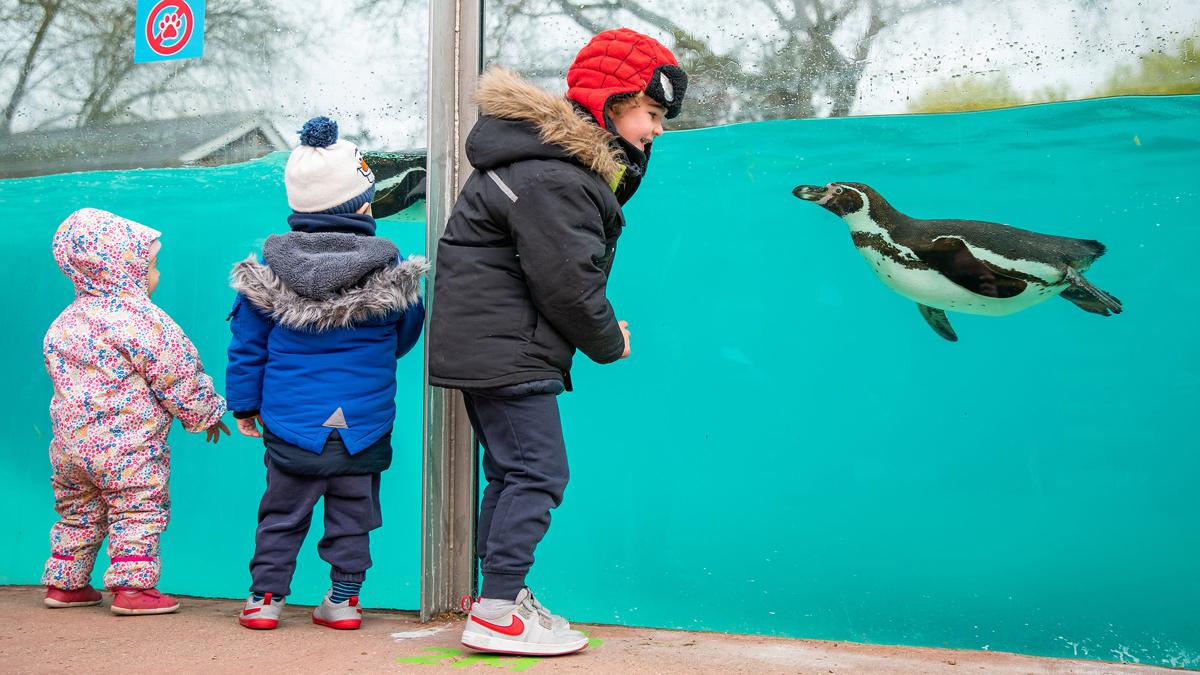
[231,255,428,332]
[470,67,624,186]
[264,231,399,302]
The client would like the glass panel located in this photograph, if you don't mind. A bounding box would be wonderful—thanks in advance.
[1,0,429,608]
[484,0,1200,126]
[0,1,429,176]
[479,0,1200,667]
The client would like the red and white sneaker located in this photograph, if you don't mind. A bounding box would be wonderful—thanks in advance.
[239,593,285,629]
[110,588,180,615]
[44,585,103,608]
[461,588,588,656]
[312,594,363,630]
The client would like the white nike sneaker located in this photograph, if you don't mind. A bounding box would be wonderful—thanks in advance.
[461,588,588,656]
[239,592,285,630]
[312,593,363,630]
[526,589,570,630]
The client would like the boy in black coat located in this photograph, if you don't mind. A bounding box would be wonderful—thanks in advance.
[428,28,687,656]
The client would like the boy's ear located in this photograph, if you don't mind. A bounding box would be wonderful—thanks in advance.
[356,201,373,215]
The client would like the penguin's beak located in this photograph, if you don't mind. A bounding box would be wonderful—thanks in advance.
[792,185,826,201]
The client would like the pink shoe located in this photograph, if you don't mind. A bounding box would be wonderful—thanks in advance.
[44,585,103,608]
[110,588,180,615]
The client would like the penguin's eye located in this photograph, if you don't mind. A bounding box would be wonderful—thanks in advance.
[834,187,844,195]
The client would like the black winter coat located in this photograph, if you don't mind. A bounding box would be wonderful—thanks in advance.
[428,68,648,390]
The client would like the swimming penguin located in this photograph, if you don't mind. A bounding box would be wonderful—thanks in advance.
[363,151,427,218]
[792,182,1122,341]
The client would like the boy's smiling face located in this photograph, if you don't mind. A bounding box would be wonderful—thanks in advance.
[610,98,667,151]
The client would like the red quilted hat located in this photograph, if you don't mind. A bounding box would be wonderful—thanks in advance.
[567,28,688,131]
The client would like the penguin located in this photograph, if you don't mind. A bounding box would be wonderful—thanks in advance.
[362,151,427,218]
[792,182,1122,341]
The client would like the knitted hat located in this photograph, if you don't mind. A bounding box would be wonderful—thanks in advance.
[567,28,688,132]
[284,116,376,214]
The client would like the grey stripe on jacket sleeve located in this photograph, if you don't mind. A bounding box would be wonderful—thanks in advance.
[486,170,519,203]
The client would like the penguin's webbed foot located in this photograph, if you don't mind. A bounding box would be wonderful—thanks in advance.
[1063,267,1123,315]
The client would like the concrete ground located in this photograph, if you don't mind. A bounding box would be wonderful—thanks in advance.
[0,586,1178,674]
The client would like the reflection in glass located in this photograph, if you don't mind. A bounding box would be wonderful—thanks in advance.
[0,0,430,177]
[483,0,1198,127]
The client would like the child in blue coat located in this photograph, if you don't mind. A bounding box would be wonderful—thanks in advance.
[225,116,426,630]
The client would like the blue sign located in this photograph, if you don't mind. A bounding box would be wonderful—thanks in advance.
[134,0,205,63]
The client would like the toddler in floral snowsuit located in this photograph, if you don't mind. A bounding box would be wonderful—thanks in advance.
[41,208,228,615]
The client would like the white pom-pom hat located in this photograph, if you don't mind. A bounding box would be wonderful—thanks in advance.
[284,116,376,214]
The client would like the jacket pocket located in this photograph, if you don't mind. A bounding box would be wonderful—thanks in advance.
[431,242,537,371]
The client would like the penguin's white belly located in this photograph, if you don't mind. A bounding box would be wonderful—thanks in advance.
[857,247,1066,317]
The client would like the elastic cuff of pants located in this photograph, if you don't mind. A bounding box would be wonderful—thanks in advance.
[331,568,366,583]
[480,571,526,601]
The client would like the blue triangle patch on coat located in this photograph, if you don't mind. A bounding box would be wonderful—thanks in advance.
[322,407,349,429]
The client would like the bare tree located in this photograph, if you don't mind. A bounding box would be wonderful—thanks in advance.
[0,0,289,133]
[1,0,65,135]
[480,0,968,125]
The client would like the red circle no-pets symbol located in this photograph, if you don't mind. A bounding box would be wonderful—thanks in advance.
[145,0,194,56]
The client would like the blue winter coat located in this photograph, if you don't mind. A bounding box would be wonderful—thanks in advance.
[225,228,427,459]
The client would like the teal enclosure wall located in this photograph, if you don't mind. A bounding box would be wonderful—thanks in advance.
[526,95,1199,668]
[0,155,427,609]
[2,95,1197,669]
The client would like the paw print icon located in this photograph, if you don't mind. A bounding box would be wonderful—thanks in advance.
[157,12,182,41]
[141,0,196,58]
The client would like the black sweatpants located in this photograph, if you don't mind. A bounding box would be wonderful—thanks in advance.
[462,389,569,600]
[248,457,382,597]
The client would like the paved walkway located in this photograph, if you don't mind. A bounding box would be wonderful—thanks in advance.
[0,587,1175,674]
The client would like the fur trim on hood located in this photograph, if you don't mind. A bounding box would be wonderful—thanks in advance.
[474,67,624,186]
[231,255,428,332]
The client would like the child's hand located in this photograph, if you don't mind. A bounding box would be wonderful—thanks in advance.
[236,416,264,438]
[619,320,631,359]
[206,420,231,444]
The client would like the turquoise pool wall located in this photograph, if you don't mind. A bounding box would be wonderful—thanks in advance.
[531,95,1199,668]
[0,154,427,609]
[1,95,1196,668]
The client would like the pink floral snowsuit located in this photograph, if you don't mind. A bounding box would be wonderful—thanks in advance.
[42,208,226,591]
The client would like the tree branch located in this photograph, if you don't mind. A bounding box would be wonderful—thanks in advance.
[1,0,63,135]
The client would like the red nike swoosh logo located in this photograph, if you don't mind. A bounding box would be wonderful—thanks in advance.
[471,613,524,636]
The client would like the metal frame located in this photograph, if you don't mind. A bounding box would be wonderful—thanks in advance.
[421,0,482,621]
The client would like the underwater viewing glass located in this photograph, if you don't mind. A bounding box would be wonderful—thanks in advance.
[476,0,1199,666]
[0,0,431,609]
[0,0,1196,666]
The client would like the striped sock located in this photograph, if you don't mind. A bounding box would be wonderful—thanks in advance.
[330,581,362,603]
[251,592,282,603]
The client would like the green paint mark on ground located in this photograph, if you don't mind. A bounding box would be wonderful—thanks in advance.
[395,648,463,666]
[394,649,538,671]
[394,632,601,670]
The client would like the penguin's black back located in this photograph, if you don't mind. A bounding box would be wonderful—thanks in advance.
[892,217,1106,268]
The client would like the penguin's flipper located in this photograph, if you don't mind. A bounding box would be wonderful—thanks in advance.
[916,237,1027,299]
[1064,267,1123,315]
[917,304,958,342]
